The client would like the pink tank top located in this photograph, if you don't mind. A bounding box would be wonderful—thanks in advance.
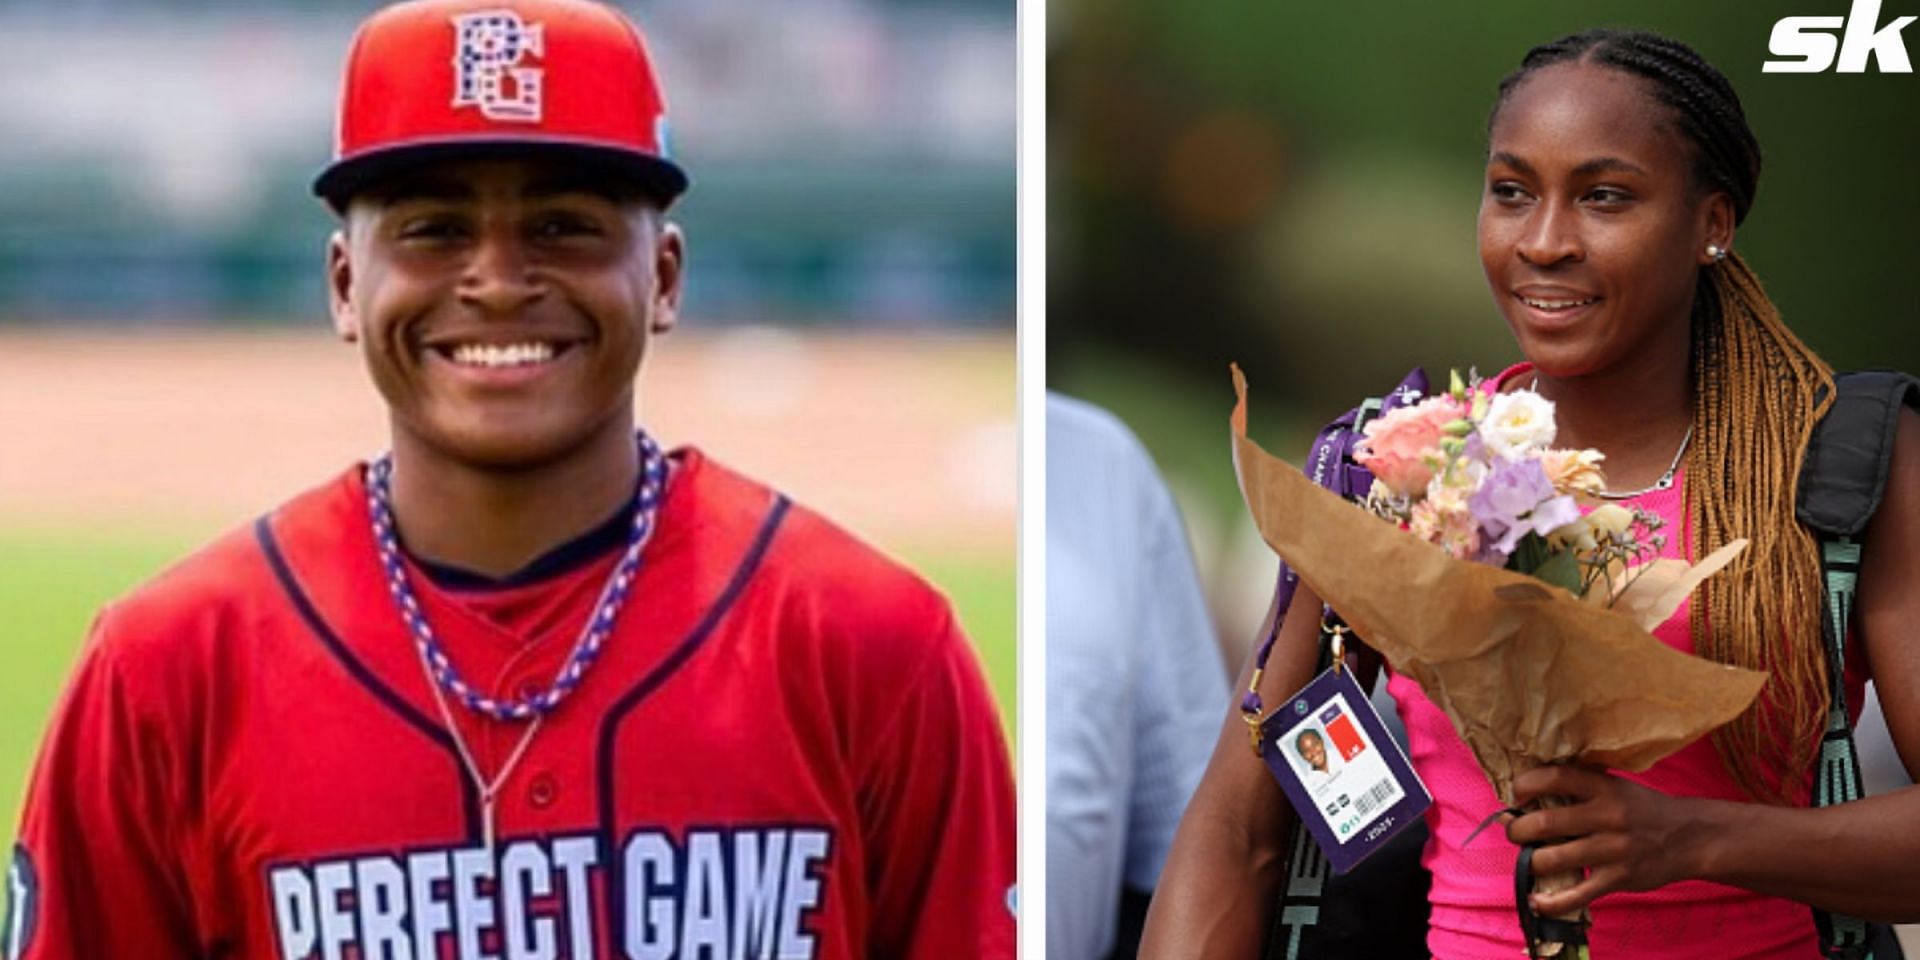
[1393,362,1868,960]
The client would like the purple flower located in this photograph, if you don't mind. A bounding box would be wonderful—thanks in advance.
[1461,430,1486,464]
[1469,458,1582,561]
[1470,457,1553,528]
[1513,494,1582,552]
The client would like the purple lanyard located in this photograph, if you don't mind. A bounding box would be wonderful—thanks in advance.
[1239,368,1428,724]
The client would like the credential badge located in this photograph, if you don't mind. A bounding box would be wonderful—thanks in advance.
[451,10,545,122]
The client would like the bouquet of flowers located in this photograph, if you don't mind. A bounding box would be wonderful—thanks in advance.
[1229,366,1763,960]
[1353,370,1672,609]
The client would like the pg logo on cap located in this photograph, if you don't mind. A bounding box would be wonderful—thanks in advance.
[317,0,689,206]
[452,10,545,122]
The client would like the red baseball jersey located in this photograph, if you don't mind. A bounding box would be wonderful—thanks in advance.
[9,449,1016,959]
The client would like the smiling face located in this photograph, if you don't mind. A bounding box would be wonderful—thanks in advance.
[1478,61,1732,379]
[1296,730,1328,772]
[328,157,683,470]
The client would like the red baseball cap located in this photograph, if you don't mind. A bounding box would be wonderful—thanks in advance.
[313,0,688,209]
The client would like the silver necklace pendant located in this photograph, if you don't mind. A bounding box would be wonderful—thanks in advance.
[1526,374,1692,502]
[482,793,498,860]
[1595,424,1693,501]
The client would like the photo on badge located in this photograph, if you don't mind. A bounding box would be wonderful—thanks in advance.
[0,2,1016,957]
[1049,2,1920,959]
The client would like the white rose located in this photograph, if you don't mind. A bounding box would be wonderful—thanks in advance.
[1479,391,1557,459]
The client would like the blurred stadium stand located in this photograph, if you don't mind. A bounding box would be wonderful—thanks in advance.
[0,0,1013,328]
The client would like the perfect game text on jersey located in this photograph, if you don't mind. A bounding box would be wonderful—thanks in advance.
[269,829,829,959]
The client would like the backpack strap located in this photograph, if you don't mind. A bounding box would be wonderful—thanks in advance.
[1797,371,1920,537]
[1794,371,1920,960]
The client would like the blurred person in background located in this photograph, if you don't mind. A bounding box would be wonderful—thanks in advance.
[1144,28,1920,960]
[1049,392,1229,960]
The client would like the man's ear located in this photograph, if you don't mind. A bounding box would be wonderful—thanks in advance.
[649,221,685,335]
[328,229,359,343]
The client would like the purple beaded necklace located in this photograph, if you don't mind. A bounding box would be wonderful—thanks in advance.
[367,431,667,721]
[365,432,667,854]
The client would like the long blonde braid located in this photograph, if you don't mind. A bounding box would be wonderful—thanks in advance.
[1688,254,1835,804]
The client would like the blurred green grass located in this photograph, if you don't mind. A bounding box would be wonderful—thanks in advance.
[911,550,1019,744]
[0,528,1015,857]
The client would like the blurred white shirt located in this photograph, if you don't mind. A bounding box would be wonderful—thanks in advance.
[1046,393,1229,960]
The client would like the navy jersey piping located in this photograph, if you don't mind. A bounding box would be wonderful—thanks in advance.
[413,479,640,592]
[254,515,483,840]
[595,494,790,945]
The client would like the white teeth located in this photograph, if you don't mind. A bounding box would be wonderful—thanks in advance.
[1521,296,1597,310]
[448,342,558,368]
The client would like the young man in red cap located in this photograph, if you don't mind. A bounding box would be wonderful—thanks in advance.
[6,1,1016,957]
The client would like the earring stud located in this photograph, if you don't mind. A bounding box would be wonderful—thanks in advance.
[1706,244,1728,262]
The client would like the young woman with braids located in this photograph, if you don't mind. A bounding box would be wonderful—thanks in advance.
[1142,28,1920,959]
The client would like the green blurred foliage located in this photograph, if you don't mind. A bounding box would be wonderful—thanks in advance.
[1050,0,1920,523]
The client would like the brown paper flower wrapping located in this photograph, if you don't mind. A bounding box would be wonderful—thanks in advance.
[1230,366,1766,802]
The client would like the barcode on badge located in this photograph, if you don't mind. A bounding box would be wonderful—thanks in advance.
[1352,779,1399,818]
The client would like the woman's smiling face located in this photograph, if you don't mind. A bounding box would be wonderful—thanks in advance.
[1478,60,1732,379]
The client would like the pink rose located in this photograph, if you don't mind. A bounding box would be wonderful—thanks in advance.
[1355,395,1466,496]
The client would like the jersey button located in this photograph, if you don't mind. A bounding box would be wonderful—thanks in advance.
[515,680,542,703]
[528,773,558,808]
